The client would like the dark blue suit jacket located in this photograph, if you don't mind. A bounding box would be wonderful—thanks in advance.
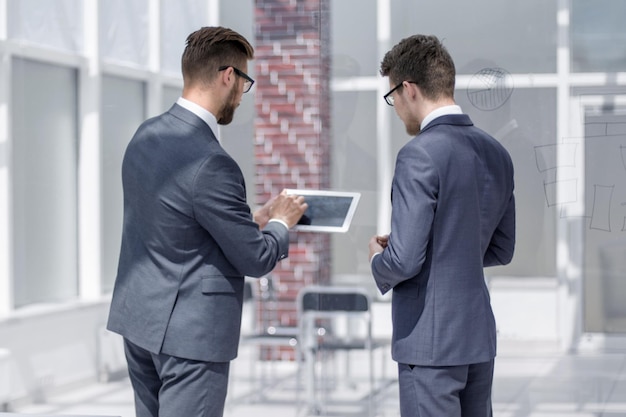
[107,104,290,362]
[371,114,515,367]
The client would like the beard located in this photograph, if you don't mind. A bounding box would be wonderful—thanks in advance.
[217,85,239,125]
[405,118,421,136]
[406,124,420,136]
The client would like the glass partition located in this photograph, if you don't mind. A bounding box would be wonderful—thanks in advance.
[582,106,626,332]
[457,88,558,278]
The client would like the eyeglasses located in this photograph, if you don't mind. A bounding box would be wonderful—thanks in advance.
[218,66,255,93]
[383,81,417,106]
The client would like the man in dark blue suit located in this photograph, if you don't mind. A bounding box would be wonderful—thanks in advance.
[369,34,515,417]
[107,26,307,417]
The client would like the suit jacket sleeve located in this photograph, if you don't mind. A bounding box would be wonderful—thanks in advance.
[371,144,436,295]
[192,150,289,277]
[483,191,516,267]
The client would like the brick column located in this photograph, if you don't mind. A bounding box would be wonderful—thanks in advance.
[254,0,331,340]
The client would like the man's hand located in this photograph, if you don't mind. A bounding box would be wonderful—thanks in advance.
[268,190,308,229]
[369,234,389,261]
[253,194,279,229]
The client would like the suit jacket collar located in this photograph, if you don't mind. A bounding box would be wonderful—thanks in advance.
[167,103,219,144]
[421,113,474,133]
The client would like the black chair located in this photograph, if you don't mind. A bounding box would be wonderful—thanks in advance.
[296,285,388,416]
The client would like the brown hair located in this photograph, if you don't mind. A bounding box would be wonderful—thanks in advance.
[181,26,254,86]
[380,34,455,101]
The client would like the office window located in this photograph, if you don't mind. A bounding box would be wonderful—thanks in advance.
[7,0,84,53]
[392,0,557,74]
[331,90,378,281]
[160,0,208,75]
[11,58,78,308]
[162,85,182,113]
[99,0,149,67]
[331,0,378,78]
[101,76,146,293]
[456,88,558,278]
[582,107,626,332]
[571,0,626,72]
[219,0,256,203]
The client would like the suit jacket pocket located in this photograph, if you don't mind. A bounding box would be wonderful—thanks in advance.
[201,276,240,294]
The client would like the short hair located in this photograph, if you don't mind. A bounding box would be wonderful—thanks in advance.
[181,26,254,86]
[380,34,455,101]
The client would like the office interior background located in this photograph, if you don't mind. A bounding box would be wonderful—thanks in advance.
[1,0,626,409]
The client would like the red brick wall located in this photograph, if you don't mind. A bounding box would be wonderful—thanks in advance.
[253,0,331,339]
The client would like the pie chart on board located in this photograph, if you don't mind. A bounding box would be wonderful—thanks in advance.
[467,67,514,111]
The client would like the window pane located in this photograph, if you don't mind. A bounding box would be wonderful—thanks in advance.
[160,0,208,75]
[161,85,181,113]
[456,88,558,278]
[392,0,557,74]
[331,0,378,78]
[219,0,257,205]
[101,76,146,293]
[331,91,378,284]
[220,97,256,203]
[582,107,626,332]
[571,0,626,72]
[220,0,254,45]
[99,0,149,67]
[7,0,83,53]
[12,58,78,307]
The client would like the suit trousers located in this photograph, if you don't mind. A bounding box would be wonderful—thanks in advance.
[124,339,230,417]
[398,359,494,417]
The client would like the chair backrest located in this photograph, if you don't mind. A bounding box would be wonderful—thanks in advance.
[297,286,373,348]
[300,290,369,313]
[297,285,372,325]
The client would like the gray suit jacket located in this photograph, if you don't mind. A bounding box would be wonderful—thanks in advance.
[371,114,515,367]
[107,104,290,362]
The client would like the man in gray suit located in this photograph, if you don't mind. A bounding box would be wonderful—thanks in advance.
[368,35,515,417]
[107,26,307,417]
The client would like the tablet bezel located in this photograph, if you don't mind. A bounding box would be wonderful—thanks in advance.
[285,189,361,233]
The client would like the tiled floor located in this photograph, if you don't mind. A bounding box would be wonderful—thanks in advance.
[9,341,626,417]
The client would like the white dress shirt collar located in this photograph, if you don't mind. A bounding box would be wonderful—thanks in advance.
[421,104,463,130]
[176,97,220,142]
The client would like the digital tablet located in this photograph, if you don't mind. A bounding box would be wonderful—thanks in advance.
[285,189,361,233]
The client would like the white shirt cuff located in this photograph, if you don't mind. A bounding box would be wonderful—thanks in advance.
[268,218,289,230]
[370,252,381,264]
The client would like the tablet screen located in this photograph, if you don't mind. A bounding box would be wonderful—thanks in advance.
[285,189,361,233]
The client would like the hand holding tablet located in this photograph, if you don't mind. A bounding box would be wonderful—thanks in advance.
[285,189,361,233]
[264,191,308,229]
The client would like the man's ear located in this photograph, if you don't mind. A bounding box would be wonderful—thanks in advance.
[218,66,234,87]
[404,80,420,101]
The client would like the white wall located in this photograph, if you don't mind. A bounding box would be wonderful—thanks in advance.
[490,277,559,342]
[0,301,121,406]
